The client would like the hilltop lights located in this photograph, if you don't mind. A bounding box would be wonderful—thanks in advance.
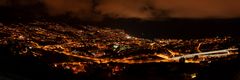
[125,35,132,39]
[0,21,238,75]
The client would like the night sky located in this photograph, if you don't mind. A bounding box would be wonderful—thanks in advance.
[0,0,240,39]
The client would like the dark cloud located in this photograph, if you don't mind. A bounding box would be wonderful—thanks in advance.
[1,0,240,20]
[0,0,7,6]
[43,0,92,17]
[95,0,153,20]
[0,0,39,6]
[43,0,104,21]
[150,0,240,18]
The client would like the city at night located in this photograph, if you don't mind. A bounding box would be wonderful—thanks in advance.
[0,0,240,80]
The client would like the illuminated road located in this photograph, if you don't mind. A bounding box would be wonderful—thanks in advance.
[169,48,238,61]
[34,41,238,64]
[0,21,239,77]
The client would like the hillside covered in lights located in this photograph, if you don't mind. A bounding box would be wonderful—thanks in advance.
[0,21,239,80]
